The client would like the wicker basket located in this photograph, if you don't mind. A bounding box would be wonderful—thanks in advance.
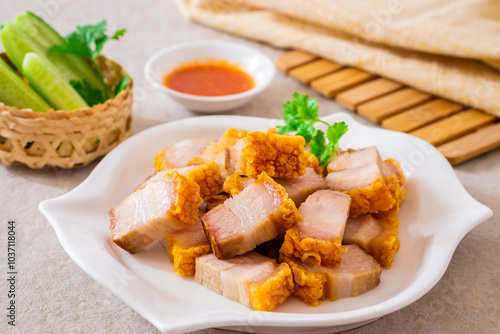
[0,55,133,169]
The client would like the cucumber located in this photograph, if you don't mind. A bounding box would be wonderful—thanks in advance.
[1,22,46,72]
[0,57,51,112]
[13,12,111,100]
[22,52,89,111]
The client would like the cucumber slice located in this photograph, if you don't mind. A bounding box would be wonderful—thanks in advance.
[13,12,112,100]
[0,57,51,112]
[22,52,89,111]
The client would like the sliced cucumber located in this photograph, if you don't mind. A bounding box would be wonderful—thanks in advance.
[22,52,89,111]
[1,22,46,72]
[0,57,51,112]
[13,12,111,100]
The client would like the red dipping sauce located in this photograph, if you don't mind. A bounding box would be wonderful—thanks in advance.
[162,59,255,97]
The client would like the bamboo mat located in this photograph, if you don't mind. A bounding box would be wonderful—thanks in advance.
[276,50,500,165]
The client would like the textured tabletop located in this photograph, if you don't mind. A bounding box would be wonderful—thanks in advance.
[1,1,499,333]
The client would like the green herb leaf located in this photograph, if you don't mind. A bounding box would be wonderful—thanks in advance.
[277,93,348,167]
[49,20,126,101]
[114,75,130,95]
[309,129,325,157]
[50,20,126,61]
[70,79,104,106]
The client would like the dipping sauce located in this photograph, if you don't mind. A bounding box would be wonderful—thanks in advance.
[162,59,255,97]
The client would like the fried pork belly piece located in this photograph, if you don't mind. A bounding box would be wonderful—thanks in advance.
[205,193,230,211]
[202,172,301,259]
[154,139,212,171]
[226,131,307,178]
[222,174,255,196]
[304,151,323,174]
[189,129,248,176]
[275,167,325,207]
[343,214,400,268]
[140,162,223,200]
[195,252,293,311]
[224,167,324,207]
[280,190,351,267]
[373,158,407,219]
[325,146,396,217]
[286,244,382,305]
[162,221,211,277]
[109,170,203,253]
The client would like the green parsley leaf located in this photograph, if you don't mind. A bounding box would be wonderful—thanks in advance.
[50,20,125,61]
[70,79,104,106]
[277,93,348,168]
[309,129,325,157]
[114,75,130,95]
[49,20,126,96]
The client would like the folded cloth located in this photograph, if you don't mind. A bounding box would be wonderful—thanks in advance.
[176,0,500,117]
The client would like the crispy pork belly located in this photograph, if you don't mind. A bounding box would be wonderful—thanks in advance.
[189,129,248,177]
[109,170,203,253]
[226,131,307,178]
[343,214,400,268]
[202,172,301,259]
[195,252,293,311]
[304,151,323,174]
[286,244,382,305]
[280,190,351,267]
[325,146,396,217]
[224,167,324,207]
[205,193,230,211]
[275,167,325,207]
[139,162,223,200]
[154,139,212,171]
[161,221,211,277]
[372,158,407,219]
[222,174,255,196]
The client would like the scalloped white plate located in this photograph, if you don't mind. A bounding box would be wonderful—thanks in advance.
[39,113,492,333]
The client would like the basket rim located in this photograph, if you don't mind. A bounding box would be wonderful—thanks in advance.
[0,54,132,120]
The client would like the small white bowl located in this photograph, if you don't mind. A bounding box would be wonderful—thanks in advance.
[144,40,275,113]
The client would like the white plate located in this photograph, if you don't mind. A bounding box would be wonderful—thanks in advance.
[39,112,492,334]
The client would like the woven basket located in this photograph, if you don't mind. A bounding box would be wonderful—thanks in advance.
[0,55,133,169]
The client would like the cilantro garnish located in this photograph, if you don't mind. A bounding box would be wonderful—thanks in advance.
[277,92,348,167]
[114,75,130,95]
[50,20,126,104]
[70,79,104,106]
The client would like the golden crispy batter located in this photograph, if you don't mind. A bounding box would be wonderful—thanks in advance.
[166,170,204,225]
[184,161,223,199]
[222,173,254,196]
[373,175,402,219]
[170,244,212,277]
[232,131,307,178]
[304,151,322,175]
[279,228,345,267]
[374,157,407,219]
[344,178,397,217]
[154,150,168,172]
[286,260,326,306]
[248,263,294,311]
[369,223,400,268]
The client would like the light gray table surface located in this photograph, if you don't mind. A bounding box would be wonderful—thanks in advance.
[1,1,499,333]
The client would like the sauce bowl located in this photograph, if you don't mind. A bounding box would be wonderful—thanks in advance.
[144,40,275,113]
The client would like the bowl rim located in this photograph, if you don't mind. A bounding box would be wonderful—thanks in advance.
[143,40,275,102]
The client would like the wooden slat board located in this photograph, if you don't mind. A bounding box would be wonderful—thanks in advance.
[276,50,500,165]
[381,99,463,133]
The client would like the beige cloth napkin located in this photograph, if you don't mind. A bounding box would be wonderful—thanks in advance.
[176,0,500,117]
